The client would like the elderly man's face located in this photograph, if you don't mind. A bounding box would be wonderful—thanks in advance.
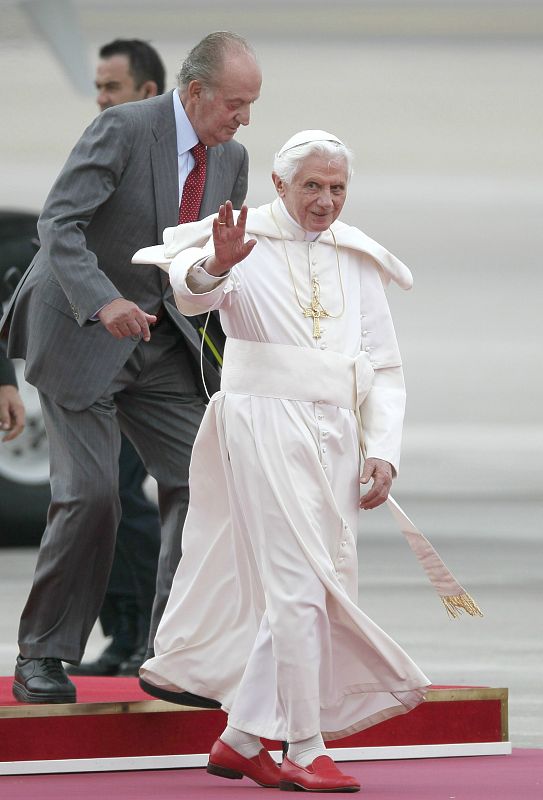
[273,154,348,232]
[184,53,262,147]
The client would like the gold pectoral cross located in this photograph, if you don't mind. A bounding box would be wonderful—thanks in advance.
[303,276,330,339]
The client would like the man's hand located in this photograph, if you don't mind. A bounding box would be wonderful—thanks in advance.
[0,385,25,442]
[204,201,257,277]
[359,457,393,510]
[98,298,157,342]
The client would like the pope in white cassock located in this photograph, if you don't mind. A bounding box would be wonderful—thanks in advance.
[134,130,431,793]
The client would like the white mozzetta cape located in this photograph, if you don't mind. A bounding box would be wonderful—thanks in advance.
[139,200,430,740]
[133,199,413,469]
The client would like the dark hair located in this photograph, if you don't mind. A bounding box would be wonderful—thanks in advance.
[99,39,166,95]
[177,31,256,92]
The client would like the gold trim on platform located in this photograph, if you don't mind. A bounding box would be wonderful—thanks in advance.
[425,687,507,703]
[0,699,210,720]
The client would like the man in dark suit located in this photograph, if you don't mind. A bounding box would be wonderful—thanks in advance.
[95,37,166,112]
[0,345,24,441]
[4,31,262,703]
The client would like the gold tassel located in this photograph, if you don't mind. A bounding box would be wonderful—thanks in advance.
[441,593,484,619]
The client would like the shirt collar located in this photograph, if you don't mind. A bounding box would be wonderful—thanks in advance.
[173,89,199,156]
[278,198,320,242]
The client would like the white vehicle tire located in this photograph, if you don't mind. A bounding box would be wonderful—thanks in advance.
[0,359,50,546]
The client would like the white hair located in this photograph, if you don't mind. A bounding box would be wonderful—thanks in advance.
[273,140,354,185]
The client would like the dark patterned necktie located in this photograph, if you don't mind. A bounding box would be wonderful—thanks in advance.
[178,142,207,223]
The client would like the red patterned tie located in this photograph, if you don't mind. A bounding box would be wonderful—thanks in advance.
[179,142,207,223]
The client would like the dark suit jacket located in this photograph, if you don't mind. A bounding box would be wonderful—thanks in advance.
[3,91,248,410]
[0,343,16,386]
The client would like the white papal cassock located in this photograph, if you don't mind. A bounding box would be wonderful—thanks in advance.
[138,198,431,742]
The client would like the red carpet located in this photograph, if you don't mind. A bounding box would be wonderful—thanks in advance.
[0,750,540,800]
[0,677,509,766]
[0,675,150,706]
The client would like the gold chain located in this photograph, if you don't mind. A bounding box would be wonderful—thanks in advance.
[269,205,345,339]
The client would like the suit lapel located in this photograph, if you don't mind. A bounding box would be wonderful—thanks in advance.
[150,93,179,238]
[150,93,179,291]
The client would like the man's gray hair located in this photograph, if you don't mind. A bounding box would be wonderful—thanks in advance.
[177,31,256,92]
[273,141,354,185]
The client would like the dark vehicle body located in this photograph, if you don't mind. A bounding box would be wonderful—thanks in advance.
[0,210,49,546]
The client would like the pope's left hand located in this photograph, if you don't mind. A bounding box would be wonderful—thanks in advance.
[359,457,392,510]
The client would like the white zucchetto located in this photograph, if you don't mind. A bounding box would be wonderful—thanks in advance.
[278,129,345,155]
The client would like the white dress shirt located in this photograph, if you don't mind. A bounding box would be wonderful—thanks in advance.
[172,89,202,204]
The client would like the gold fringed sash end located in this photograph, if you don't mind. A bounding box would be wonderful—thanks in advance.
[441,593,484,620]
[384,497,484,622]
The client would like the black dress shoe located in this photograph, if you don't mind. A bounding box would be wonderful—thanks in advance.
[66,641,132,676]
[13,656,76,704]
[117,643,147,676]
[138,677,221,709]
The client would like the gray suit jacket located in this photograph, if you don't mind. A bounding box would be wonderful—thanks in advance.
[3,91,248,410]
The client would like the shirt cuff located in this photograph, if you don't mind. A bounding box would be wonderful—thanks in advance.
[90,304,107,322]
[186,259,231,293]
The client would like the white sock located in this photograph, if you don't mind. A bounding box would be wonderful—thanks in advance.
[288,733,327,767]
[220,725,262,759]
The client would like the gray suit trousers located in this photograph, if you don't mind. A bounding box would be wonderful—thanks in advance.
[18,317,206,663]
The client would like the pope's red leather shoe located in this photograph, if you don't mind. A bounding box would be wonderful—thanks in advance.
[206,738,281,788]
[279,755,361,792]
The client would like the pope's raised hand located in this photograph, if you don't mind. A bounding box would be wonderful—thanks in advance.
[204,202,257,276]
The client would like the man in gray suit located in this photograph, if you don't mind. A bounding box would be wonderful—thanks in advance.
[4,31,262,703]
[69,38,166,680]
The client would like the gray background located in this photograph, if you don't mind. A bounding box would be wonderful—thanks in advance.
[0,0,541,747]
